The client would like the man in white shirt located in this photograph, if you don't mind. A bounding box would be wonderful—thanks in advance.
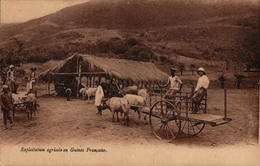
[191,67,210,114]
[164,67,183,100]
[6,65,17,93]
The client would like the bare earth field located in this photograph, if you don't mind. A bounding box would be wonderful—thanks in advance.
[0,89,258,147]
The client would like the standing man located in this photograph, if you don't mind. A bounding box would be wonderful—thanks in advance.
[163,67,183,99]
[0,85,14,129]
[191,67,210,114]
[29,68,37,91]
[6,65,16,93]
[95,80,106,115]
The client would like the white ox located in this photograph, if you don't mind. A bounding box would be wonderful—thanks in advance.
[123,94,147,124]
[105,97,130,125]
[85,87,97,100]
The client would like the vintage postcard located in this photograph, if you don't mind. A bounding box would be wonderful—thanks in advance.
[0,0,259,165]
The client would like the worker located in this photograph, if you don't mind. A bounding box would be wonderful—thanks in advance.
[29,67,37,91]
[95,81,105,115]
[191,67,210,114]
[0,85,14,129]
[6,65,17,93]
[162,67,183,100]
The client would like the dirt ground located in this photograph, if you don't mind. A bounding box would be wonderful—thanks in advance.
[0,89,258,147]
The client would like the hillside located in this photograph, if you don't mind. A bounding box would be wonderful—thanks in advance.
[0,0,259,68]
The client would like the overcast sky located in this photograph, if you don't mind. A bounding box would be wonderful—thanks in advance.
[0,0,258,24]
[0,0,89,23]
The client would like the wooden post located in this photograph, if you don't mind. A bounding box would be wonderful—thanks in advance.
[90,76,93,87]
[76,57,81,98]
[98,76,101,85]
[93,76,95,87]
[47,74,51,95]
[205,92,207,113]
[47,81,50,96]
[186,93,189,118]
[224,88,227,120]
[88,76,91,87]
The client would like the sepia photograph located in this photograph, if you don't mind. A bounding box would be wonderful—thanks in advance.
[0,0,259,165]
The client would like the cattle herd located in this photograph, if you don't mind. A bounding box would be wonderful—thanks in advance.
[77,85,150,126]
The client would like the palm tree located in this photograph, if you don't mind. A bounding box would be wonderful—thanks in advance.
[178,63,185,76]
[190,64,196,75]
[234,74,245,89]
[218,74,226,89]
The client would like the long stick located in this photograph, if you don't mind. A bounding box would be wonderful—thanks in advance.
[224,88,227,120]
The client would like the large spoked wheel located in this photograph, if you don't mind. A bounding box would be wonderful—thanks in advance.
[149,100,181,140]
[179,119,205,136]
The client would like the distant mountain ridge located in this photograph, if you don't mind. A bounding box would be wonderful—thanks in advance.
[0,0,259,68]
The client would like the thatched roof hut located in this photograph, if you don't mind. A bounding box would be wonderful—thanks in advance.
[39,54,168,82]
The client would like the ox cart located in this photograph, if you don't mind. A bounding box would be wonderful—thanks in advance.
[142,83,232,140]
[12,93,37,120]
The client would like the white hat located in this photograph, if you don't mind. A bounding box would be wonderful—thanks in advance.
[2,85,9,89]
[9,65,14,68]
[197,67,206,73]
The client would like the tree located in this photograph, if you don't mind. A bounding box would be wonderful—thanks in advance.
[178,63,185,76]
[245,64,251,72]
[12,37,24,65]
[218,74,226,89]
[190,64,196,75]
[234,74,245,89]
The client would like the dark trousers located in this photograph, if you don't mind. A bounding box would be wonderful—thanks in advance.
[2,109,13,126]
[8,81,17,93]
[191,88,207,113]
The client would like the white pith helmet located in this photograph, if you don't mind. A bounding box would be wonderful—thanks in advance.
[197,67,206,74]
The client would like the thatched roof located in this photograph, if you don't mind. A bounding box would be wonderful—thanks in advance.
[39,54,168,81]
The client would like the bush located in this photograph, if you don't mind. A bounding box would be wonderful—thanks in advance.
[126,38,139,46]
[26,55,50,63]
[109,39,127,54]
[159,55,167,63]
[96,41,110,53]
[127,45,153,61]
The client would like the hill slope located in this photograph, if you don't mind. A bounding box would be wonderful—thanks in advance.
[0,0,259,68]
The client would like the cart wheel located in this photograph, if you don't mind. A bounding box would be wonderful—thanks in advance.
[180,119,205,136]
[149,100,181,140]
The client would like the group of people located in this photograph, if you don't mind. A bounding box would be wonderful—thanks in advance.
[0,65,37,129]
[94,66,210,115]
[164,66,210,114]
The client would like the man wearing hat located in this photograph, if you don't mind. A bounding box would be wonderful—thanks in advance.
[6,65,17,93]
[164,67,183,99]
[0,85,14,129]
[191,67,210,114]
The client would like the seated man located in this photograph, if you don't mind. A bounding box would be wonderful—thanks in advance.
[163,67,183,100]
[191,67,210,114]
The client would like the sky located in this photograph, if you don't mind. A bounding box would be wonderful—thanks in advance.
[0,0,259,23]
[0,0,90,23]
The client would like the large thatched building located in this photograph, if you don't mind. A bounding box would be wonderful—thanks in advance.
[39,54,168,96]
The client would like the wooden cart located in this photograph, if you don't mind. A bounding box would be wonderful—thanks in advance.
[147,85,232,140]
[13,94,37,120]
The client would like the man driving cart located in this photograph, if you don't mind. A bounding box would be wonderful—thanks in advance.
[162,67,183,100]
